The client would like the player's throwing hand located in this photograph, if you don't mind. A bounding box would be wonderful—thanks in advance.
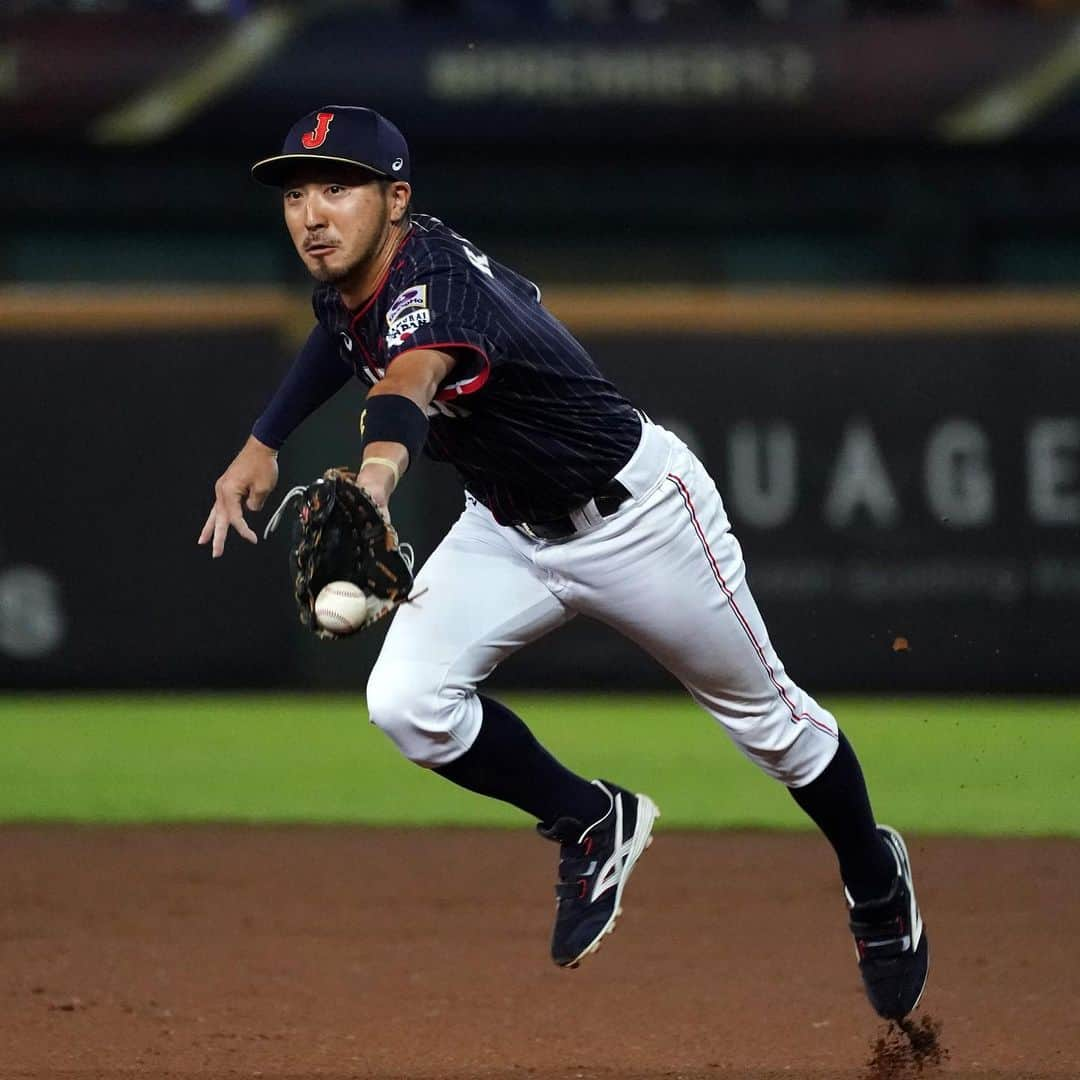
[198,435,279,557]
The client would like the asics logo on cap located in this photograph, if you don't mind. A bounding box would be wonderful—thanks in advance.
[301,112,334,149]
[392,157,404,171]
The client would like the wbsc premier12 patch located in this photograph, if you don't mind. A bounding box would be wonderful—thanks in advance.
[386,284,428,326]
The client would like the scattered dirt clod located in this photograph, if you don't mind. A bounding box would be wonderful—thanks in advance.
[864,1014,948,1078]
[48,996,86,1013]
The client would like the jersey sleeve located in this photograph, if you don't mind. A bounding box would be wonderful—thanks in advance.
[381,255,498,401]
[251,322,352,449]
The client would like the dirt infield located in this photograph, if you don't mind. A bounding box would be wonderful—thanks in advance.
[1,826,1076,1079]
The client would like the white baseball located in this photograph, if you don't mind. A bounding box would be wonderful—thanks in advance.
[314,581,371,634]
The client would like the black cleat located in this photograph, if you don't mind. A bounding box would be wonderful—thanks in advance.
[848,825,930,1020]
[538,779,659,969]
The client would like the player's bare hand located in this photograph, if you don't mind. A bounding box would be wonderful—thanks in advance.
[198,435,280,558]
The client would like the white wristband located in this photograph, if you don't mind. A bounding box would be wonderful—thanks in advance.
[362,455,401,487]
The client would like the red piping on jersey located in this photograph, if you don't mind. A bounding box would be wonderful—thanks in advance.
[666,473,837,740]
[353,334,377,382]
[347,226,416,327]
[388,341,492,400]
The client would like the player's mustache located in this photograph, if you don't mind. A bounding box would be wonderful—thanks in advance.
[303,235,338,250]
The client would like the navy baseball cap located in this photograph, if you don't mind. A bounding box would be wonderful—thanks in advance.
[251,106,410,187]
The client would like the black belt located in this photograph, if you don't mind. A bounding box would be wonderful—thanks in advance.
[517,479,632,541]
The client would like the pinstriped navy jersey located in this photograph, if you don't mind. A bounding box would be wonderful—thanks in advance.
[312,214,642,525]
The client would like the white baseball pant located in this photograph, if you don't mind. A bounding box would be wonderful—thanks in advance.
[366,422,839,786]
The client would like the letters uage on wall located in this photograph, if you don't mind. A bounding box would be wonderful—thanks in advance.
[724,417,1080,530]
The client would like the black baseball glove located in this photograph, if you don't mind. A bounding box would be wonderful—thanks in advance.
[264,467,415,638]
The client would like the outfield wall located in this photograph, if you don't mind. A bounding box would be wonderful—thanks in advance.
[2,288,1077,691]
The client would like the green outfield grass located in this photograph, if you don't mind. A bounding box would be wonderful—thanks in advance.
[0,693,1076,835]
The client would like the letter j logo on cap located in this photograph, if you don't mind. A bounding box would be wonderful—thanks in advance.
[301,112,334,149]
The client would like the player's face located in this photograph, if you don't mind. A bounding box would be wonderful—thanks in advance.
[282,169,406,289]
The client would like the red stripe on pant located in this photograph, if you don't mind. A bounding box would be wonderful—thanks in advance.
[666,473,836,739]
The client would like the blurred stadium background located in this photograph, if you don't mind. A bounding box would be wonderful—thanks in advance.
[1,0,1078,831]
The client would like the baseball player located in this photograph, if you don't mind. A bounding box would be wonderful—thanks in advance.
[199,106,929,1020]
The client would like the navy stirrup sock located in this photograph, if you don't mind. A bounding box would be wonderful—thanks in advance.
[434,695,610,827]
[789,731,897,903]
